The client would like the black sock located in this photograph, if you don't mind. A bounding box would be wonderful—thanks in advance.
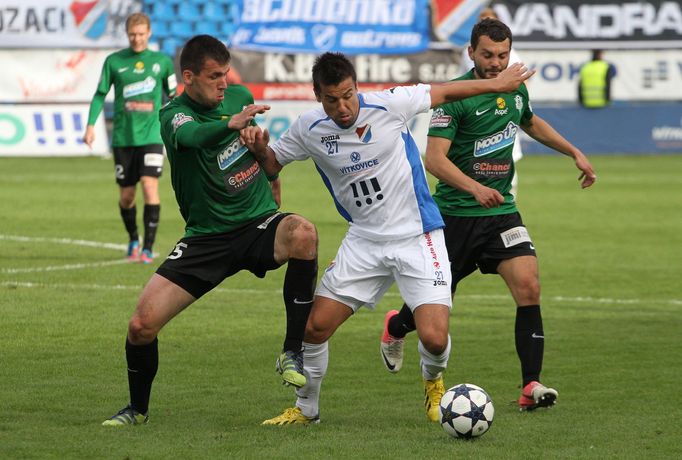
[388,303,416,338]
[282,258,317,352]
[126,338,158,415]
[143,204,160,251]
[515,305,544,386]
[120,205,138,242]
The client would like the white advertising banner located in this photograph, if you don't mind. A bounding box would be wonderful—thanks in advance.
[0,49,116,103]
[0,0,141,48]
[0,104,108,156]
[520,49,682,102]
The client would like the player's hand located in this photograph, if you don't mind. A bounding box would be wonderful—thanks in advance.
[472,184,505,208]
[228,104,271,130]
[574,152,597,188]
[495,63,535,92]
[82,126,95,148]
[240,126,270,154]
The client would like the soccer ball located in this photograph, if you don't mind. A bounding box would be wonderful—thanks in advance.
[439,383,494,439]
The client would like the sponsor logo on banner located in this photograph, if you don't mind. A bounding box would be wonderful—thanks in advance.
[0,0,139,48]
[0,104,108,156]
[231,0,430,55]
[494,0,682,49]
[431,0,489,46]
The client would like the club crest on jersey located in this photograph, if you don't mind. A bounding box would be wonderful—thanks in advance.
[356,124,372,143]
[515,95,523,111]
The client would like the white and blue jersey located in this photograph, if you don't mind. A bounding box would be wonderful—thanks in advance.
[272,84,444,241]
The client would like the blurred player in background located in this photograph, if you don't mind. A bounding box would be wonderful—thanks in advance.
[383,18,597,412]
[460,6,525,198]
[83,12,176,264]
[101,35,318,426]
[242,52,533,425]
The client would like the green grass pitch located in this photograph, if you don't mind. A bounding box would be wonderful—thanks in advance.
[1,154,681,459]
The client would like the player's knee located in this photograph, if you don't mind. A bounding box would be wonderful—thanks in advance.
[304,320,331,344]
[128,310,160,344]
[516,279,541,304]
[289,217,318,259]
[421,332,449,355]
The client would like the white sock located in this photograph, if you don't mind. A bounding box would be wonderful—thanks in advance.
[296,341,329,418]
[418,335,451,380]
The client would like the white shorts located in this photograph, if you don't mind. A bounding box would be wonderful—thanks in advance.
[316,229,452,312]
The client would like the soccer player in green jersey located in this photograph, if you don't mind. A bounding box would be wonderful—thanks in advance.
[102,35,319,426]
[381,18,597,411]
[83,13,177,264]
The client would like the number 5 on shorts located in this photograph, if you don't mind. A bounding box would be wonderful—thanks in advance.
[168,242,188,260]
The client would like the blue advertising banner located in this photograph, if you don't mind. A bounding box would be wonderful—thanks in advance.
[523,103,682,155]
[230,0,430,55]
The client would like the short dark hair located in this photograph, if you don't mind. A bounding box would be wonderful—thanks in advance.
[312,52,357,95]
[180,35,231,74]
[470,18,513,50]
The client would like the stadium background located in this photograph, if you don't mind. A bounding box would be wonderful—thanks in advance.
[1,0,681,157]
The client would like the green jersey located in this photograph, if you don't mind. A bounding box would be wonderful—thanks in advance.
[428,70,533,216]
[87,48,176,147]
[159,85,278,237]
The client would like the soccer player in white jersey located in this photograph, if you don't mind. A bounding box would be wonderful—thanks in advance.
[242,52,533,425]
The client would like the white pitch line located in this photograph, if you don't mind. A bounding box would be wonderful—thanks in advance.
[2,280,681,307]
[0,234,128,252]
[0,234,158,273]
[1,259,130,274]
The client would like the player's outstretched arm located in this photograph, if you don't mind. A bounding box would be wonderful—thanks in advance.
[241,126,283,177]
[429,63,535,108]
[521,114,597,188]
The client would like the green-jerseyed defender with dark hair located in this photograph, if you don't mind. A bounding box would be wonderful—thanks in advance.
[102,34,319,426]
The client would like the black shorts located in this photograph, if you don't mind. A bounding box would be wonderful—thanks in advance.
[443,212,536,289]
[156,213,289,298]
[113,144,164,187]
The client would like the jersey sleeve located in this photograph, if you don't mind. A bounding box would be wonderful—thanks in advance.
[87,57,113,126]
[270,117,311,166]
[163,56,177,98]
[378,84,432,123]
[160,106,233,149]
[519,84,533,125]
[427,100,463,140]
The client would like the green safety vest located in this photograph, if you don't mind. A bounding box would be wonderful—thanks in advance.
[579,61,610,108]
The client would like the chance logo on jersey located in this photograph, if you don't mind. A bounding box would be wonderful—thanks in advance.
[473,121,518,157]
[223,159,261,195]
[471,158,512,178]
